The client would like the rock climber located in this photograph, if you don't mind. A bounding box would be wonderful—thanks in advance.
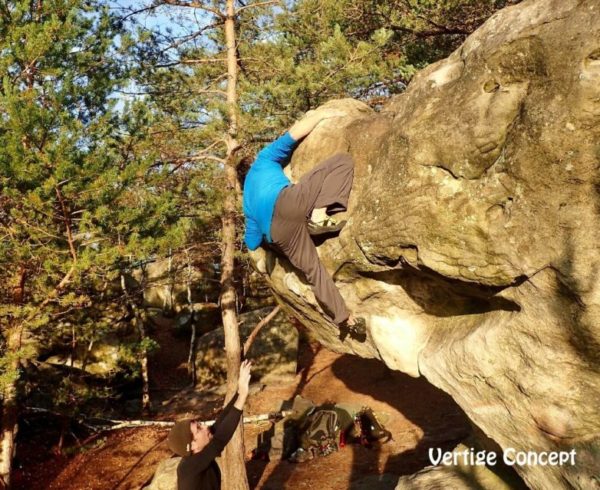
[167,359,252,490]
[242,108,366,341]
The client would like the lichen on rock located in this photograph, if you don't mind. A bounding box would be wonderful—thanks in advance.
[250,1,600,488]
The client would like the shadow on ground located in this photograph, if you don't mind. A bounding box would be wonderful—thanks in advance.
[247,351,472,489]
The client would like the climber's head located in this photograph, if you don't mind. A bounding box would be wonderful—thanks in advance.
[167,418,193,456]
[237,155,253,187]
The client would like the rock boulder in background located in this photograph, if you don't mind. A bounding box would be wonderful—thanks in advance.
[143,457,178,490]
[195,307,298,388]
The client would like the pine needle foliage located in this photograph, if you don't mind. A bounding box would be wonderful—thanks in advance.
[0,1,191,411]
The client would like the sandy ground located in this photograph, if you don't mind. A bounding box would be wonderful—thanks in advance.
[14,320,471,490]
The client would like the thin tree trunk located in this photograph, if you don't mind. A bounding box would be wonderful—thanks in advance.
[121,274,152,414]
[0,268,27,488]
[220,1,249,488]
[0,328,21,490]
[137,312,151,414]
[185,249,197,385]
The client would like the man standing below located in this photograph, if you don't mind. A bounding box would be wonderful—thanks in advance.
[167,360,252,490]
[243,109,366,340]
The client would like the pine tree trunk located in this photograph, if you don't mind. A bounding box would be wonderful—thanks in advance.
[186,250,197,385]
[0,328,20,489]
[220,162,247,490]
[219,1,249,489]
[121,274,152,413]
[0,269,26,488]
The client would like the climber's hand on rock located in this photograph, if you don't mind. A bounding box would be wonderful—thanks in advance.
[290,108,347,140]
[314,108,347,121]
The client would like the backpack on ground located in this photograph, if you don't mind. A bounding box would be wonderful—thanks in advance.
[295,408,340,460]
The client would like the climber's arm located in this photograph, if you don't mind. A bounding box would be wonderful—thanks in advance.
[244,215,262,251]
[254,108,346,167]
[288,108,346,141]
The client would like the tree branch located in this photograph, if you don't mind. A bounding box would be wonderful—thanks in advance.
[156,139,228,170]
[113,4,162,22]
[416,14,470,35]
[181,154,226,164]
[117,88,227,97]
[154,57,227,68]
[13,217,63,240]
[28,264,76,319]
[24,406,292,431]
[243,305,281,356]
[156,21,224,55]
[235,0,280,15]
[160,0,224,19]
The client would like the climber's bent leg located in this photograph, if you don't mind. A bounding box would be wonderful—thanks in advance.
[283,153,354,219]
[308,153,354,215]
[271,187,350,325]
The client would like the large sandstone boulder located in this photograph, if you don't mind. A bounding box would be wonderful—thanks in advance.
[130,257,215,312]
[250,1,600,488]
[195,307,298,388]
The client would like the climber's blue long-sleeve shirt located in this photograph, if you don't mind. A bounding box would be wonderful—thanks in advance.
[243,132,298,250]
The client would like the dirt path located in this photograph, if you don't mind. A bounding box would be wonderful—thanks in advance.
[34,337,470,490]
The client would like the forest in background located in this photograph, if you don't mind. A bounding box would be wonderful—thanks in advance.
[0,0,520,487]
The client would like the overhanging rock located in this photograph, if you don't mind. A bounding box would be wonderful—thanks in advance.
[250,0,600,488]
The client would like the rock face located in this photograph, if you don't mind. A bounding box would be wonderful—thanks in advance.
[195,307,298,388]
[130,258,215,312]
[143,457,178,490]
[44,316,137,376]
[393,443,527,490]
[250,1,600,488]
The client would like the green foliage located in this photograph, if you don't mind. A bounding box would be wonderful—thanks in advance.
[0,0,520,420]
[116,337,158,381]
[0,352,21,395]
[51,376,114,413]
[0,0,193,413]
[0,343,36,396]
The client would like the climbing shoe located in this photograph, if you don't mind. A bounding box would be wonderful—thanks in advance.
[307,217,347,236]
[339,317,367,342]
[357,407,392,445]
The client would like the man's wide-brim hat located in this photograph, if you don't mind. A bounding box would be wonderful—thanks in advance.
[168,418,194,457]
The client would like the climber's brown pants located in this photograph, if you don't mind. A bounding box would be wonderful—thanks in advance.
[270,153,354,325]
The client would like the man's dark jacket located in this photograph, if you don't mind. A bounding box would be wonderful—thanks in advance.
[177,394,241,490]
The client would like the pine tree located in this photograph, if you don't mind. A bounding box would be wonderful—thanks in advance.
[0,1,190,483]
[126,1,287,487]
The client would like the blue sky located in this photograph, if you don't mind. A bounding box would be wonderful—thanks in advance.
[106,1,216,110]
[107,0,213,44]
